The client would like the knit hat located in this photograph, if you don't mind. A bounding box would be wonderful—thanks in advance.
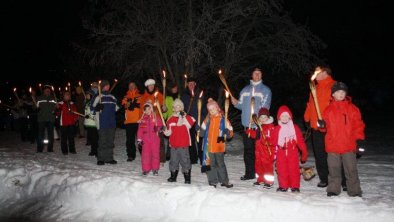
[143,100,154,111]
[277,105,293,120]
[187,77,197,83]
[144,79,156,87]
[258,107,273,124]
[100,80,110,87]
[258,108,270,117]
[173,98,184,111]
[206,98,221,112]
[331,81,348,94]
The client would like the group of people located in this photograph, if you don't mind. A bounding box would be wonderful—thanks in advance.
[6,65,365,197]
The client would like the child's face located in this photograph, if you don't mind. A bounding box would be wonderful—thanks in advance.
[279,113,290,124]
[144,106,152,115]
[332,90,346,101]
[173,105,182,113]
[259,115,269,124]
[208,106,219,116]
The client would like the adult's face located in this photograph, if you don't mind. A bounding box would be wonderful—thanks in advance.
[252,70,262,82]
[44,88,51,96]
[187,82,196,92]
[147,85,155,92]
[171,86,178,94]
[316,70,328,81]
[128,82,136,91]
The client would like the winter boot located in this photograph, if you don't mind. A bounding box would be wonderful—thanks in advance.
[167,170,178,182]
[184,169,191,184]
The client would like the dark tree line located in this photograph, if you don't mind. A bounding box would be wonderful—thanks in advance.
[71,0,326,129]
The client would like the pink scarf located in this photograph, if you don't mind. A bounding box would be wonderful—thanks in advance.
[278,120,296,147]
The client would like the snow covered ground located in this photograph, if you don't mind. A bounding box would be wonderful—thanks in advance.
[0,117,393,222]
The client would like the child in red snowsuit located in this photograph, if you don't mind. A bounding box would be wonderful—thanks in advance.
[272,105,308,192]
[137,101,163,176]
[246,108,275,188]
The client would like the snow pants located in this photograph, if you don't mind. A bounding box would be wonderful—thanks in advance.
[98,128,115,162]
[206,152,229,185]
[311,130,328,183]
[276,148,301,189]
[327,152,361,196]
[60,125,76,154]
[141,139,160,172]
[255,143,274,184]
[169,147,191,173]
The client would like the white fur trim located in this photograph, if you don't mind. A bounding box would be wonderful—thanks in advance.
[144,79,156,87]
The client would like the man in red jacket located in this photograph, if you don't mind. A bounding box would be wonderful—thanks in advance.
[322,82,365,197]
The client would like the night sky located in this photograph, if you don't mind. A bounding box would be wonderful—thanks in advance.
[2,0,392,101]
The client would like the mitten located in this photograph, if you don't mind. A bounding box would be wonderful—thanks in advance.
[317,119,326,128]
[95,103,104,111]
[85,115,90,119]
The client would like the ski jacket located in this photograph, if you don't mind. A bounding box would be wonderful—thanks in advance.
[272,106,308,162]
[165,114,195,148]
[122,89,141,124]
[84,100,96,127]
[57,101,78,126]
[92,91,119,130]
[36,94,57,123]
[137,113,163,143]
[234,80,272,128]
[323,97,365,154]
[163,94,179,120]
[247,123,275,155]
[201,114,233,153]
[140,90,164,117]
[304,76,336,130]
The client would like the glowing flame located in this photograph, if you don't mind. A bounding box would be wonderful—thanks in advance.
[65,86,68,91]
[225,90,229,98]
[58,87,61,91]
[68,82,71,87]
[51,86,55,91]
[29,87,32,93]
[78,81,82,86]
[311,66,322,81]
[184,74,188,79]
[38,83,42,87]
[199,90,204,98]
[162,70,166,78]
[218,69,222,75]
[114,78,118,82]
[13,88,17,92]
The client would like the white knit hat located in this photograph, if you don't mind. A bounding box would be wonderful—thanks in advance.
[172,98,184,111]
[144,79,156,87]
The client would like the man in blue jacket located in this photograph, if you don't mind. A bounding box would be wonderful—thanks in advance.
[231,68,272,180]
[93,80,119,165]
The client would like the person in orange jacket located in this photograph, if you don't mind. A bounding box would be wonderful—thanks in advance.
[273,105,308,192]
[200,98,234,188]
[246,108,275,188]
[122,81,142,161]
[304,66,336,188]
[322,82,365,197]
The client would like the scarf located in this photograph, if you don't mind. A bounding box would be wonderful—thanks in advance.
[201,115,226,172]
[278,119,296,147]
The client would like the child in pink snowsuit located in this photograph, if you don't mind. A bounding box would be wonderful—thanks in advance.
[272,105,308,192]
[246,108,275,188]
[137,101,163,175]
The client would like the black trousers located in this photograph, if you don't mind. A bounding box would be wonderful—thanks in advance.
[18,117,29,142]
[86,127,99,155]
[125,123,138,159]
[188,127,199,164]
[37,121,54,152]
[28,115,38,143]
[242,132,256,178]
[311,129,329,183]
[60,125,76,154]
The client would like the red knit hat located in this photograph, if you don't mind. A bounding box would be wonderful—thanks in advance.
[258,108,270,117]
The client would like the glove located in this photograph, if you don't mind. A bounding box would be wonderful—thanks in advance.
[137,140,144,146]
[179,111,185,117]
[356,140,366,159]
[317,119,326,128]
[223,128,231,137]
[95,103,104,112]
[195,124,201,131]
[85,115,90,119]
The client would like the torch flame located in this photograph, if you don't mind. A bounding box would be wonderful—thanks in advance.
[225,90,229,98]
[51,86,55,91]
[78,81,81,86]
[114,78,118,82]
[199,90,204,98]
[38,83,42,87]
[13,88,17,92]
[218,69,222,75]
[162,70,166,78]
[29,87,32,93]
[311,66,322,81]
[68,82,71,87]
[65,86,68,91]
[184,74,188,79]
[58,87,61,91]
